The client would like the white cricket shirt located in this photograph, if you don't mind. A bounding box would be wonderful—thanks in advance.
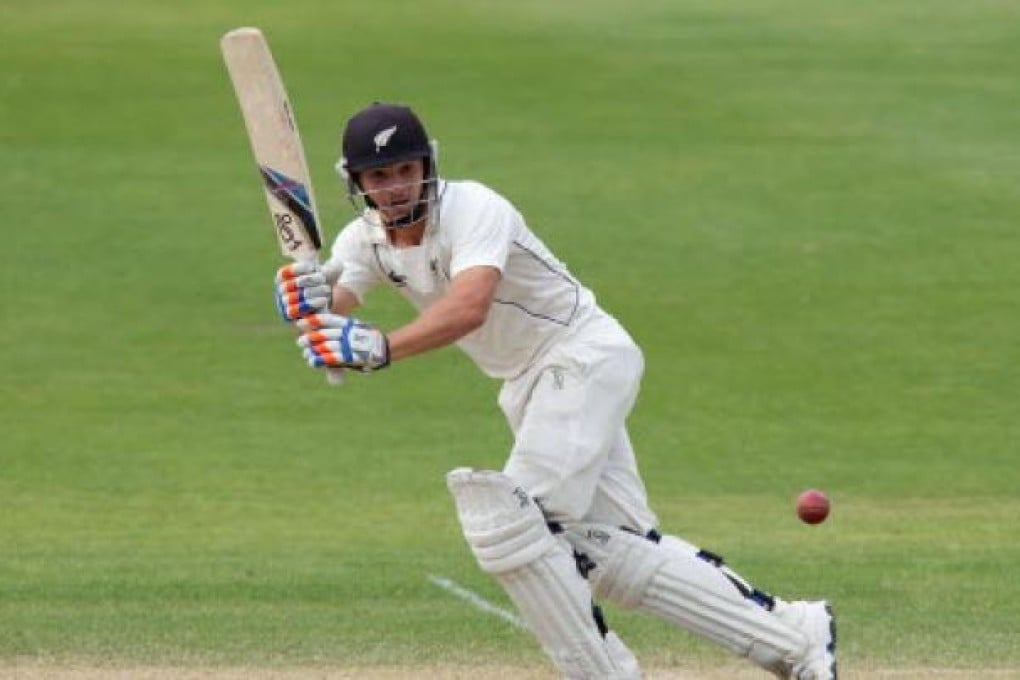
[326,180,598,379]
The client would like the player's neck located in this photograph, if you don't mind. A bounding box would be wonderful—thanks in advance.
[386,218,428,248]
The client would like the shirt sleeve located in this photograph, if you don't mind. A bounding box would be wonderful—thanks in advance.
[448,191,518,278]
[326,223,382,303]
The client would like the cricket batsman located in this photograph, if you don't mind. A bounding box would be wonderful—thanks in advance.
[273,102,838,679]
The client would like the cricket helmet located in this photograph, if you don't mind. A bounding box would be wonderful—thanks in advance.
[339,103,433,175]
[335,102,441,228]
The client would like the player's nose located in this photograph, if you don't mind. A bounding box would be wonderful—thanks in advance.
[386,184,410,202]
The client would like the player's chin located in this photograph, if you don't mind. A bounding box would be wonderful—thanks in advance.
[381,204,413,224]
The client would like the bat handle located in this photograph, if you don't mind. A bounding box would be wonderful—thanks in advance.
[326,367,345,386]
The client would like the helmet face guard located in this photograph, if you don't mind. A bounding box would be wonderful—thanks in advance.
[335,103,441,229]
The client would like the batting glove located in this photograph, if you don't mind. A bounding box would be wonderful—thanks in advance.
[274,261,333,321]
[296,313,390,372]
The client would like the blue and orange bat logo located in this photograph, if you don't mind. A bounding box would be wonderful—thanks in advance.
[259,166,322,250]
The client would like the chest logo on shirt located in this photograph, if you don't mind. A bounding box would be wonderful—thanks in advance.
[374,125,398,153]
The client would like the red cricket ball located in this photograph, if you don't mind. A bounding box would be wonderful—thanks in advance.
[796,489,830,524]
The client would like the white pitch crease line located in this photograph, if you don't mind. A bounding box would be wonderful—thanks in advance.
[428,574,527,630]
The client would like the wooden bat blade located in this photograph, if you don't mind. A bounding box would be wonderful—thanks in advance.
[221,27,323,260]
[221,28,344,387]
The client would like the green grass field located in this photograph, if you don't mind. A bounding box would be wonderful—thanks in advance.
[2,0,1019,676]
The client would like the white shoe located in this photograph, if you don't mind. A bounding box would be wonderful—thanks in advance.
[775,600,837,680]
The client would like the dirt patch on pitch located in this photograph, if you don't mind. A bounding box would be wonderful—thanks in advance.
[0,667,748,679]
[1,664,1017,679]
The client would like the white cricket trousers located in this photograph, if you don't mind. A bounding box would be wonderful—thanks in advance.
[499,311,659,532]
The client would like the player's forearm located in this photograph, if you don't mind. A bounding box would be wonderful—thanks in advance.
[387,296,487,362]
[329,284,361,316]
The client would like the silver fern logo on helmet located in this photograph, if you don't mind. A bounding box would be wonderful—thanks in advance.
[373,125,398,152]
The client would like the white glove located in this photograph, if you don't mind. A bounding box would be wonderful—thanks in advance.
[274,261,336,322]
[295,313,390,372]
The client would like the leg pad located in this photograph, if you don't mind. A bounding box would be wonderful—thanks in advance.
[566,524,807,673]
[447,469,640,679]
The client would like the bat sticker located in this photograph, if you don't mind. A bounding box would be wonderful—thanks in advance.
[273,212,303,251]
[259,165,322,250]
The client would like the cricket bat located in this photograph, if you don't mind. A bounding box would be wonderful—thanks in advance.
[220,27,343,385]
